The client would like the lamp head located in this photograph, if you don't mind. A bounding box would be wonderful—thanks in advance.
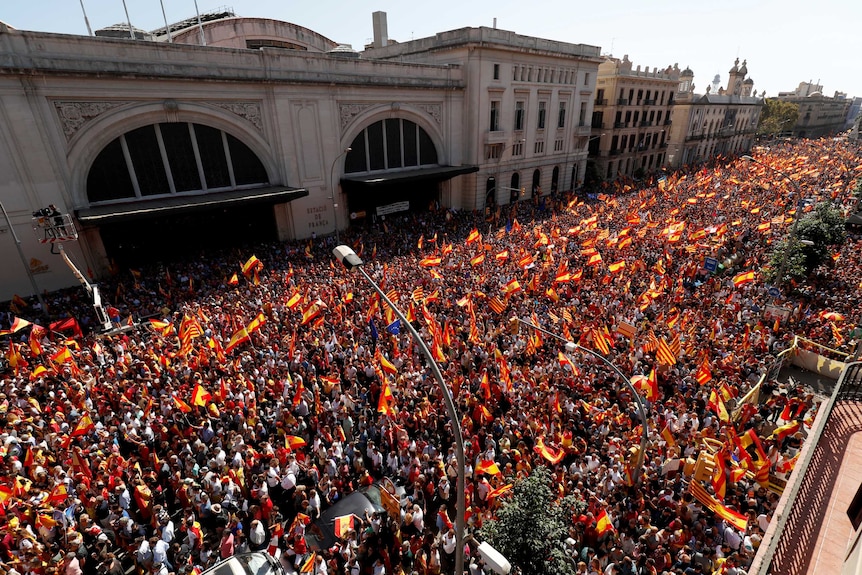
[332,245,364,270]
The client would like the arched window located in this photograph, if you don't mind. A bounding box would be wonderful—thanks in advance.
[486,177,497,208]
[510,172,521,203]
[344,118,438,174]
[87,122,268,204]
[532,169,541,195]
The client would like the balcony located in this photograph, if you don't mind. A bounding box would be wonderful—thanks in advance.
[664,119,672,126]
[685,133,705,142]
[591,122,605,130]
[659,142,668,148]
[639,120,653,127]
[616,98,629,105]
[610,149,623,156]
[594,98,608,106]
[614,121,627,128]
[644,99,657,105]
[576,125,591,135]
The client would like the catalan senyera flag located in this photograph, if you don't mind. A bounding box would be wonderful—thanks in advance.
[689,480,748,531]
[71,413,95,437]
[694,358,712,386]
[475,460,501,475]
[191,384,212,407]
[592,327,612,355]
[300,553,317,573]
[732,271,756,288]
[595,509,615,535]
[656,338,677,366]
[487,296,506,314]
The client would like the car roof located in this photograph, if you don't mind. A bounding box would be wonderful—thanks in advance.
[306,485,384,550]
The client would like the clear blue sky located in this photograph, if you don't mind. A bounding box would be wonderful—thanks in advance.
[3,0,859,99]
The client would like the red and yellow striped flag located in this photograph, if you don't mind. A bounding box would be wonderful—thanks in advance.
[656,338,677,365]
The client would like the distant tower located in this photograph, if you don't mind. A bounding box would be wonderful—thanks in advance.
[711,73,722,95]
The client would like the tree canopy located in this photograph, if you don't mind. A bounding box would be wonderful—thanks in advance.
[757,99,800,137]
[478,467,586,575]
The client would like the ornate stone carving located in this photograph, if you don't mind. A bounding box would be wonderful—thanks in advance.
[211,102,263,132]
[54,101,131,140]
[339,102,375,131]
[415,103,442,125]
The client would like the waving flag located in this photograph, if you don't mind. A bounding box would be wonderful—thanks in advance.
[466,229,480,244]
[475,460,501,475]
[191,384,212,407]
[241,255,263,275]
[595,509,615,535]
[695,358,712,385]
[225,327,250,353]
[334,515,356,539]
[71,413,95,437]
[732,271,756,288]
[0,317,31,336]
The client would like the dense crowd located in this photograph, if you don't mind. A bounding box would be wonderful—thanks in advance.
[1,138,861,575]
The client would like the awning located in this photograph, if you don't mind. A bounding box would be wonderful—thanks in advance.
[76,186,308,224]
[341,165,479,188]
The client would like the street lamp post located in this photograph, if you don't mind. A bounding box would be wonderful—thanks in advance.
[516,318,649,485]
[329,147,352,244]
[0,201,47,313]
[742,155,806,294]
[332,245,467,574]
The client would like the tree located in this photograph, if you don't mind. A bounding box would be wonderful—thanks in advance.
[757,99,799,137]
[764,201,847,284]
[479,467,585,575]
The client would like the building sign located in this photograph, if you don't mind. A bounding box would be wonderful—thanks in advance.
[29,258,50,275]
[376,201,410,217]
[306,204,330,231]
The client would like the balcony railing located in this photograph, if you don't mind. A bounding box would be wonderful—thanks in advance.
[685,133,705,141]
[664,119,672,126]
[610,149,623,156]
[644,99,656,105]
[639,120,653,127]
[616,98,628,106]
[594,98,608,106]
[591,122,605,130]
[614,121,627,128]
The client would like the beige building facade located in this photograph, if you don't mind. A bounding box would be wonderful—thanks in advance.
[588,56,679,180]
[0,13,602,301]
[666,59,762,168]
[364,24,602,208]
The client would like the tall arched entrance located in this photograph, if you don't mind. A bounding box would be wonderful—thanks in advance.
[338,117,477,221]
[76,121,307,264]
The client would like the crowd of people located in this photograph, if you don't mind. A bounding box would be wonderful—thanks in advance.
[1,138,861,575]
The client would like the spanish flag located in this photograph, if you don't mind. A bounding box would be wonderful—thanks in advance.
[225,327,250,353]
[660,425,676,448]
[228,273,239,286]
[732,271,756,288]
[246,312,267,334]
[50,346,73,364]
[771,421,801,441]
[71,413,95,437]
[0,316,31,336]
[419,256,442,267]
[608,260,626,274]
[334,515,356,539]
[241,255,262,276]
[501,279,522,296]
[595,509,615,535]
[286,435,307,450]
[466,229,480,244]
[378,380,396,416]
[470,253,486,266]
[534,437,565,464]
[191,384,212,407]
[378,352,397,375]
[173,396,193,414]
[475,460,501,476]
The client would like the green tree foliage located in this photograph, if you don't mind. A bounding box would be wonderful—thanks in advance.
[764,201,847,284]
[478,467,585,575]
[757,99,799,136]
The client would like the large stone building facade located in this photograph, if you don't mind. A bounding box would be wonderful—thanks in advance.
[588,56,679,180]
[777,83,853,138]
[666,59,762,168]
[0,13,600,300]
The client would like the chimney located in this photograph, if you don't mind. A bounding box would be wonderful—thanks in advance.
[493,18,497,29]
[372,11,388,48]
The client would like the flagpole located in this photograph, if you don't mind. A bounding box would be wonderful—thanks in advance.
[78,0,94,36]
[121,0,135,39]
[192,0,207,46]
[516,317,649,485]
[333,245,467,575]
[159,0,173,42]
